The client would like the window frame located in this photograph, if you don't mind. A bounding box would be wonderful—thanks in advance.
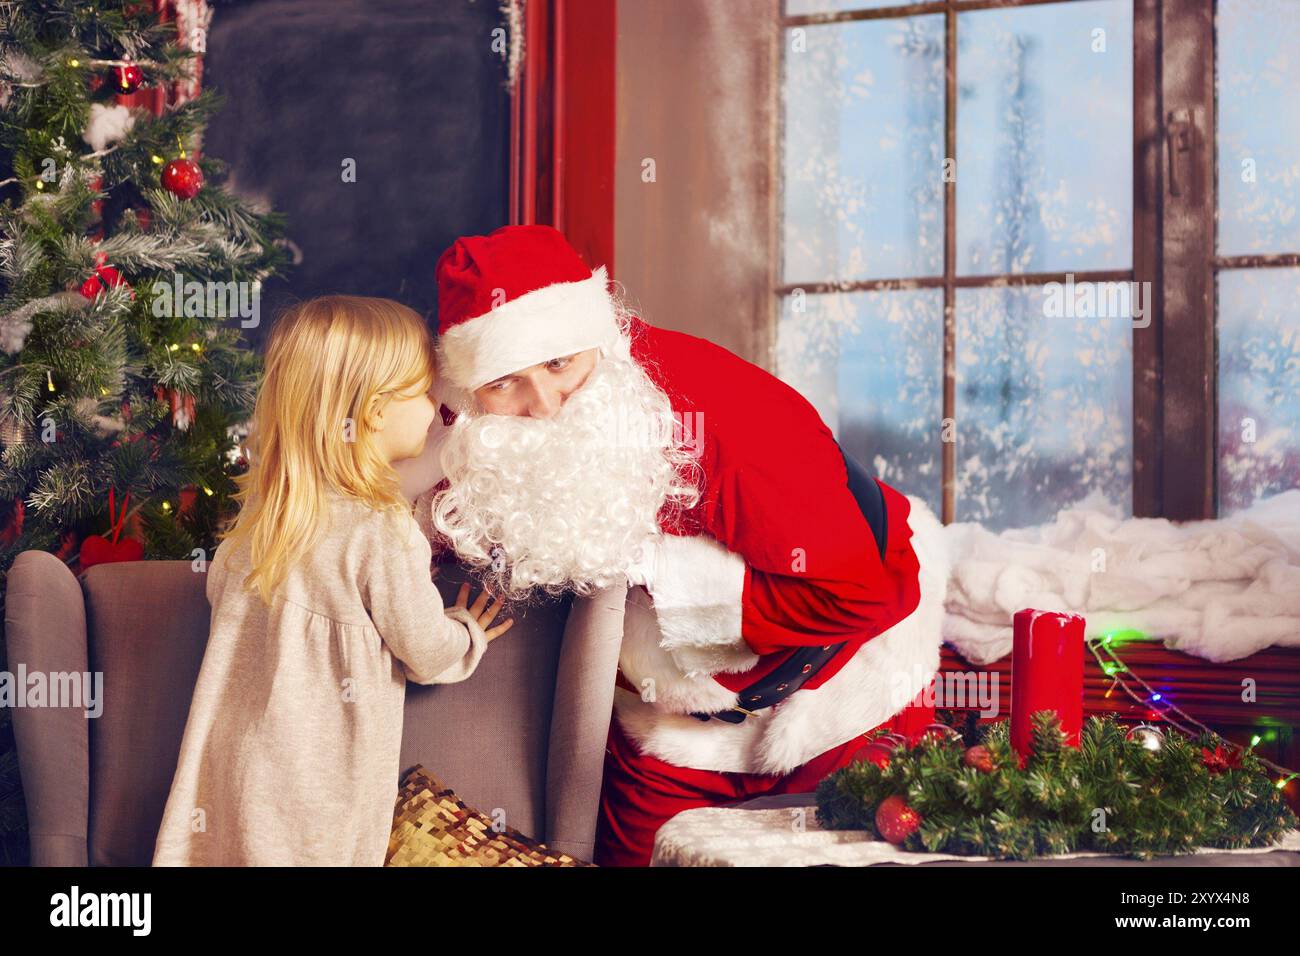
[510,0,618,276]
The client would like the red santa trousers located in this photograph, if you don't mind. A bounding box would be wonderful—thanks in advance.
[592,688,936,867]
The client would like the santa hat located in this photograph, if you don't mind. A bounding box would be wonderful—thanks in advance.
[435,225,620,393]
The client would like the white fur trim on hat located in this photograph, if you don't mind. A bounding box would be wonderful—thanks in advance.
[437,265,620,392]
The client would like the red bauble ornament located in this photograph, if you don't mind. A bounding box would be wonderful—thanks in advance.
[114,64,144,94]
[872,732,909,751]
[963,744,996,774]
[852,741,894,770]
[914,722,963,747]
[875,794,922,846]
[161,157,204,199]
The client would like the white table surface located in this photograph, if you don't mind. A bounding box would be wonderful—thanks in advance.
[650,793,1300,867]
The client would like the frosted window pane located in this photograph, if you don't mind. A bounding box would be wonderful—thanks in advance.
[957,0,1132,275]
[1217,268,1300,515]
[783,16,944,282]
[956,286,1133,528]
[775,290,943,511]
[1216,0,1300,255]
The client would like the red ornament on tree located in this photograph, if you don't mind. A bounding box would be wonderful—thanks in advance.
[154,384,197,431]
[874,794,922,846]
[54,528,80,564]
[161,157,204,199]
[110,431,162,465]
[1200,743,1244,775]
[914,722,963,747]
[80,489,144,569]
[113,63,144,94]
[963,744,996,774]
[851,741,894,770]
[79,251,134,300]
[0,498,25,547]
[89,173,104,219]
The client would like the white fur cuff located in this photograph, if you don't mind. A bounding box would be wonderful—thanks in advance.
[650,533,748,657]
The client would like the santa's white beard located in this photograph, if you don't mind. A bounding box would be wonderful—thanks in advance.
[432,340,700,600]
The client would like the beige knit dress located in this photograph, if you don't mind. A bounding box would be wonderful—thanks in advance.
[152,490,488,867]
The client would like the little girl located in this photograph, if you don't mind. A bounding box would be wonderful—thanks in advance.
[152,295,513,866]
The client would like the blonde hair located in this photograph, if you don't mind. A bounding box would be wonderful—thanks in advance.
[221,295,437,605]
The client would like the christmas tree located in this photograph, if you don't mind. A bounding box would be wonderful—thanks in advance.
[0,0,288,863]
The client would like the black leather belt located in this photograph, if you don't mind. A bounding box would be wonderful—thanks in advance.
[688,443,888,723]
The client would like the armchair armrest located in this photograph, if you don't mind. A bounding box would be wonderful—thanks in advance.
[544,585,628,861]
[4,550,91,866]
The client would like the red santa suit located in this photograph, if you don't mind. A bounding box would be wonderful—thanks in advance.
[587,316,947,864]
[426,225,949,867]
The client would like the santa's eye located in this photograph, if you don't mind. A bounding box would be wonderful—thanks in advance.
[547,356,573,370]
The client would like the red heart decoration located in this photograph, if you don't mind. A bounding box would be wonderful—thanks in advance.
[80,533,144,569]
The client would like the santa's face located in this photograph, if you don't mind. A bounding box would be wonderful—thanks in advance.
[432,332,700,600]
[472,348,600,417]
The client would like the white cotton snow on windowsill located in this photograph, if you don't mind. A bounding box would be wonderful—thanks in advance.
[939,489,1300,664]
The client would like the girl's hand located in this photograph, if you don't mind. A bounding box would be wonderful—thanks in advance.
[455,583,515,643]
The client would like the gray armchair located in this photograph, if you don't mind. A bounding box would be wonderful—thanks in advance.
[4,549,627,866]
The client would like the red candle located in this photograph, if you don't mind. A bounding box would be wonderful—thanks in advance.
[1010,609,1085,765]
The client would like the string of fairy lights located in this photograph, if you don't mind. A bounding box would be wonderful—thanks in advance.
[1087,630,1300,792]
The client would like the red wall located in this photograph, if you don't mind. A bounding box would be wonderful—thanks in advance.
[511,0,616,277]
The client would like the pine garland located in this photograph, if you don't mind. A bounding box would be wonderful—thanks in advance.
[816,711,1299,861]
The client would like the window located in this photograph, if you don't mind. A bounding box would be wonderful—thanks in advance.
[1214,0,1300,515]
[774,0,1299,527]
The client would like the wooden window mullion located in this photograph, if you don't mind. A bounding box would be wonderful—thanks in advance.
[1158,0,1217,520]
[1132,0,1164,517]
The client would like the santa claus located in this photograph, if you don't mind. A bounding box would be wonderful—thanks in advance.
[401,224,948,867]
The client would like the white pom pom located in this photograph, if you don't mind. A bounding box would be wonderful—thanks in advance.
[82,103,136,153]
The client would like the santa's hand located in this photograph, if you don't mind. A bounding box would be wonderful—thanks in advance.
[624,533,662,592]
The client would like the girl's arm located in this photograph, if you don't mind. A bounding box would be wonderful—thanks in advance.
[418,605,488,684]
[361,516,488,685]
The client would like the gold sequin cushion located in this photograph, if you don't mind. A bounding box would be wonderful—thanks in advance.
[386,765,595,867]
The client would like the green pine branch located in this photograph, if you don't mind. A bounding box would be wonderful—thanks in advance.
[816,712,1299,861]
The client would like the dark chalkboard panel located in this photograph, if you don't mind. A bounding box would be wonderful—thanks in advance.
[202,0,511,347]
